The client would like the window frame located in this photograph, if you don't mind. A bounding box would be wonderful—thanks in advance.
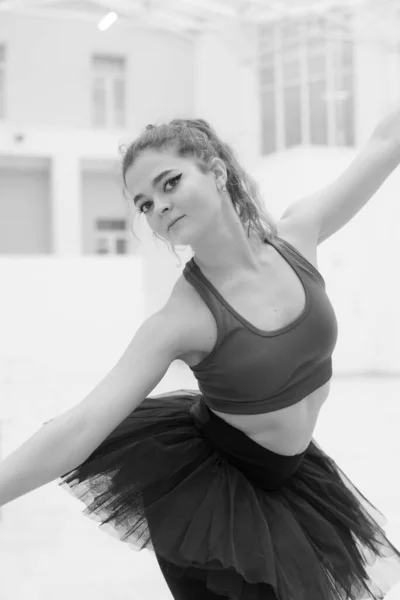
[258,11,355,155]
[91,54,127,129]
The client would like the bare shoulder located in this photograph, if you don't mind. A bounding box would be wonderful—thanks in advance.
[166,274,218,366]
[275,216,320,273]
[115,280,214,374]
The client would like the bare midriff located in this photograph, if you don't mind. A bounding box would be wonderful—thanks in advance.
[208,380,331,456]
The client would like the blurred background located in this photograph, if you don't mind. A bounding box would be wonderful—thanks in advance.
[1,0,400,598]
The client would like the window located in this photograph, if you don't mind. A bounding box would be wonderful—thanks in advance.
[258,10,354,154]
[0,45,5,119]
[91,54,126,129]
[95,219,128,255]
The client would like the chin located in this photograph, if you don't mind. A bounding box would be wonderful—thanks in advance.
[168,218,189,239]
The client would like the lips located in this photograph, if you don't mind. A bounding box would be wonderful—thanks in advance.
[168,216,184,230]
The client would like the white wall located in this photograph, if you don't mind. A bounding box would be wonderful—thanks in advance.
[353,13,400,143]
[0,156,52,253]
[1,12,195,130]
[0,257,144,384]
[194,22,261,165]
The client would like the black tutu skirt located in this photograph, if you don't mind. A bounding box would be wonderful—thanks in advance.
[58,390,400,600]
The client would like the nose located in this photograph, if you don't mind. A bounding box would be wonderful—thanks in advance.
[154,196,172,217]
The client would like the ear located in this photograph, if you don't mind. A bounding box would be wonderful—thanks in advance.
[210,157,227,188]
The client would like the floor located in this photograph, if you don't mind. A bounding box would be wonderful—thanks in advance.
[1,365,400,600]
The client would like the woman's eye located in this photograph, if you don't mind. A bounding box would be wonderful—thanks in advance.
[138,174,182,214]
[164,174,182,192]
[138,201,152,214]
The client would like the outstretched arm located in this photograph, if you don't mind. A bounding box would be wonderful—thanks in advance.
[0,306,190,508]
[281,105,400,245]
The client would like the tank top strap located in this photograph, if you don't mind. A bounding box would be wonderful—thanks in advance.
[268,235,326,287]
[183,259,238,351]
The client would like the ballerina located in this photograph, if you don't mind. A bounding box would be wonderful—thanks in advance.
[1,112,400,600]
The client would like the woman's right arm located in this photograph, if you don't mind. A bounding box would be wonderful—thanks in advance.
[0,301,196,508]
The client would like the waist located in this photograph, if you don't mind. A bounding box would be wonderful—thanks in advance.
[190,397,308,490]
[209,380,331,455]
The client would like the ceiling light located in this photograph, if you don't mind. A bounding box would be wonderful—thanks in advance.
[98,12,118,31]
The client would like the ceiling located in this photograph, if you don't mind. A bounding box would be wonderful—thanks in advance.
[0,0,399,38]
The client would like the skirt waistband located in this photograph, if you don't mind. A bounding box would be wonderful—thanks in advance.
[190,396,308,490]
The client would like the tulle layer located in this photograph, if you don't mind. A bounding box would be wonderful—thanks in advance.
[58,390,400,600]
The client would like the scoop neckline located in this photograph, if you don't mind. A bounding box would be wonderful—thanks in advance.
[187,235,311,337]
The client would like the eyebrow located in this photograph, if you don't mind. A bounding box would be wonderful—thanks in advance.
[133,169,175,205]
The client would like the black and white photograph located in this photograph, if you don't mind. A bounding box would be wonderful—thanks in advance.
[1,1,400,598]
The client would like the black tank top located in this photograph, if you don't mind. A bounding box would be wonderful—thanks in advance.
[182,235,338,415]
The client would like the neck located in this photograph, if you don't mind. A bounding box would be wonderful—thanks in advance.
[192,227,267,280]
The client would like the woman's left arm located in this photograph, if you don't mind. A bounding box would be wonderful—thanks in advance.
[281,106,400,245]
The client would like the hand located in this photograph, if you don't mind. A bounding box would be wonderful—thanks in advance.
[368,105,400,165]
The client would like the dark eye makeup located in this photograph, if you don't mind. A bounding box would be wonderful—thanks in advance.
[137,174,182,214]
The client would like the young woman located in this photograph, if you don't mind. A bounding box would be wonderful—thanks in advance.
[1,115,400,600]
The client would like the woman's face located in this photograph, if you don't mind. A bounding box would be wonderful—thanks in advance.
[125,150,226,245]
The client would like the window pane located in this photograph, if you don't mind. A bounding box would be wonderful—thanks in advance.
[114,78,126,128]
[309,80,328,145]
[344,91,354,146]
[116,238,127,254]
[260,91,276,155]
[0,45,5,119]
[259,52,274,68]
[0,69,4,119]
[334,72,354,146]
[96,238,110,254]
[260,66,275,87]
[332,39,353,72]
[92,77,106,127]
[334,67,351,95]
[258,24,275,53]
[281,20,301,49]
[283,85,301,148]
[326,7,352,37]
[305,16,326,51]
[96,219,126,231]
[282,57,301,85]
[341,40,353,69]
[92,55,125,73]
[307,52,326,78]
